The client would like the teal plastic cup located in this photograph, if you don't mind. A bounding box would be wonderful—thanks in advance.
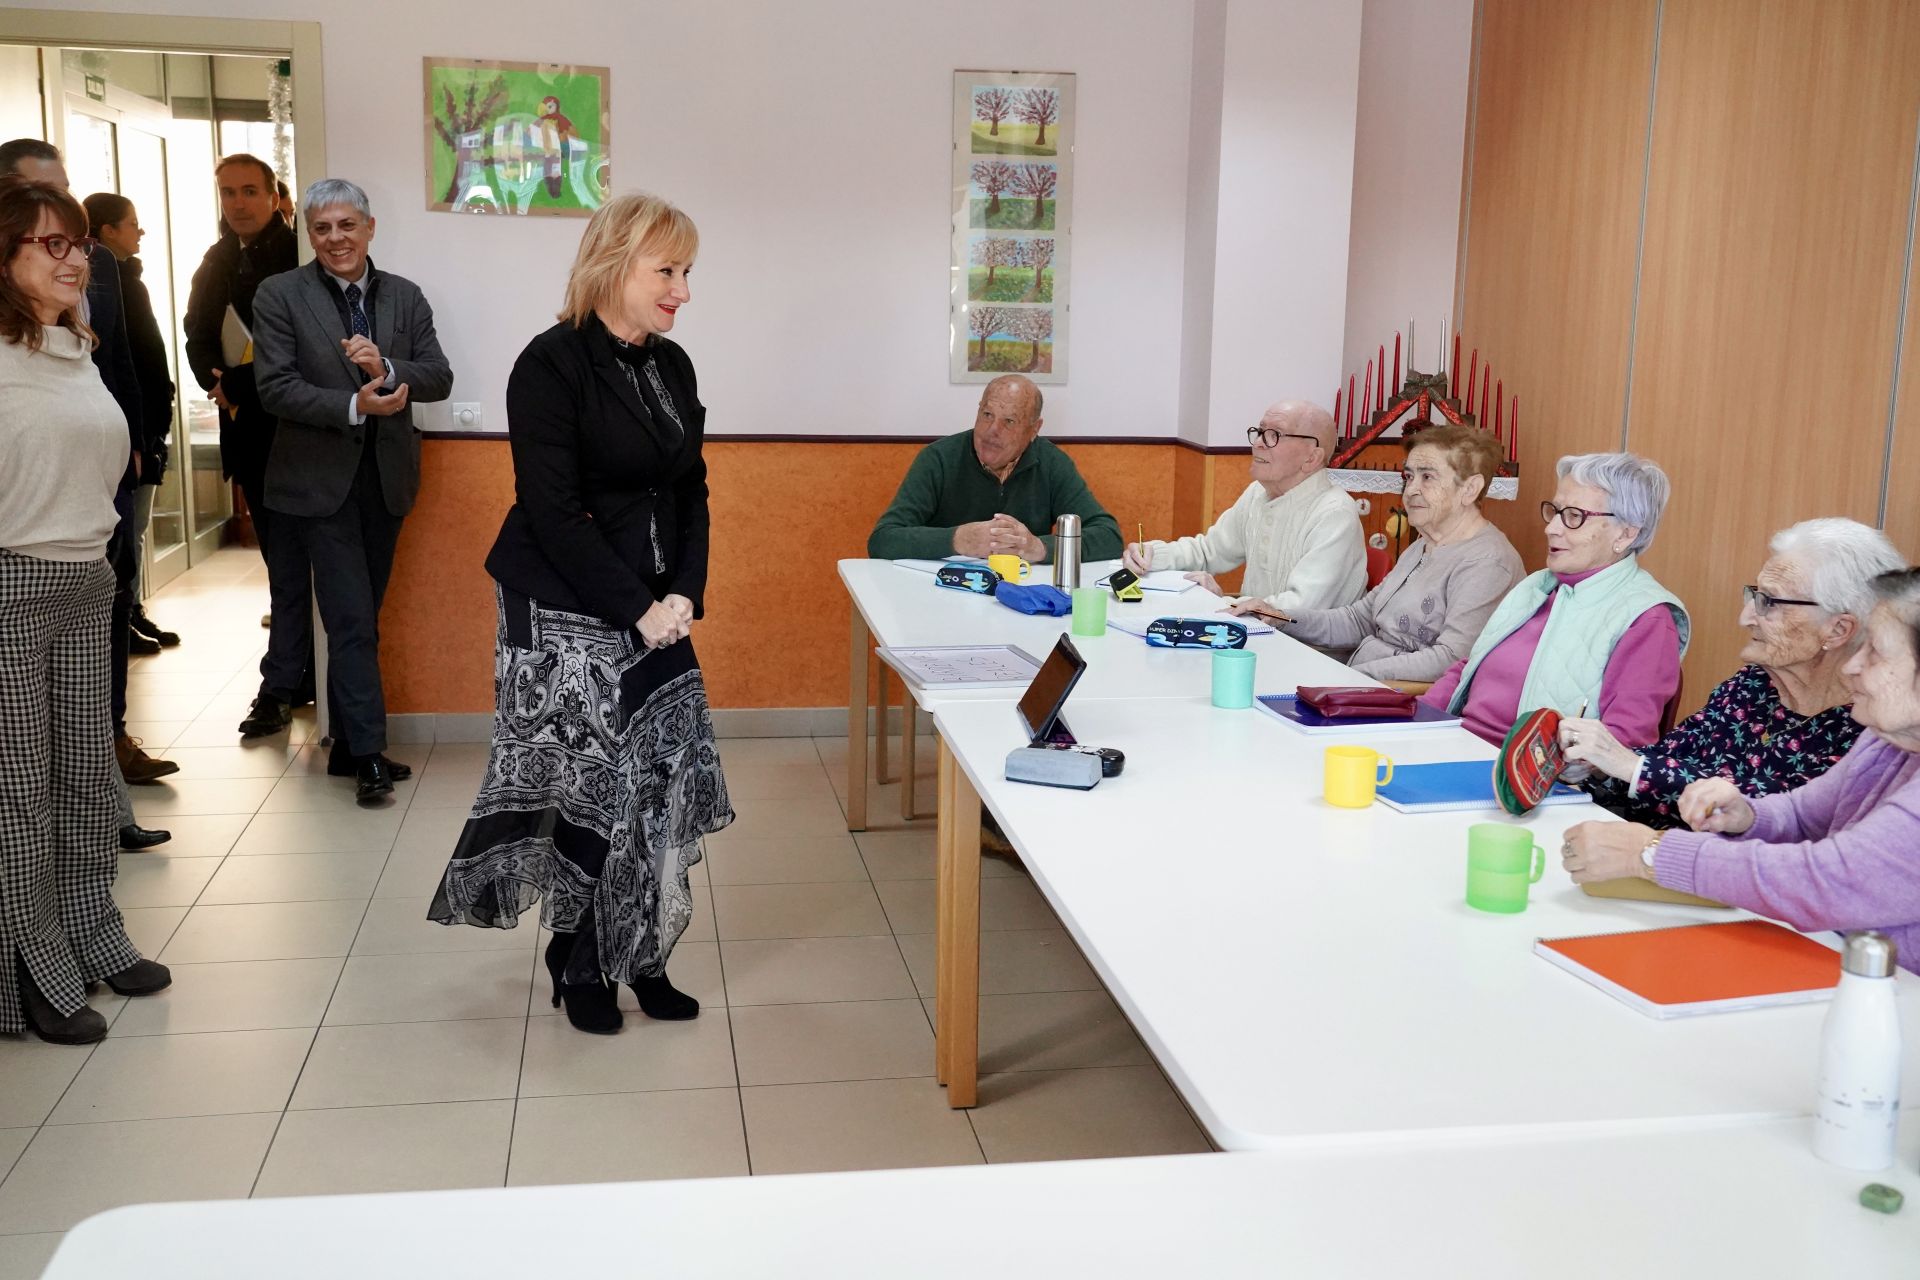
[1071,586,1108,637]
[1210,648,1256,709]
[1465,822,1545,913]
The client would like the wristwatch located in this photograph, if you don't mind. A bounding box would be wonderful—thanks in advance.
[1638,832,1662,878]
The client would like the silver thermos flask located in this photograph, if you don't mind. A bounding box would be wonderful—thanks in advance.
[1053,514,1082,590]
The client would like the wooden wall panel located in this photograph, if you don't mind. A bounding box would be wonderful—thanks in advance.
[1627,0,1920,692]
[1458,0,1661,568]
[1885,182,1920,563]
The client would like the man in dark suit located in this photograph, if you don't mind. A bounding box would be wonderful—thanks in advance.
[253,178,454,802]
[181,153,310,738]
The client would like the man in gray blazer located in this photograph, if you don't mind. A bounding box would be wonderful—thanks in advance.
[253,178,454,802]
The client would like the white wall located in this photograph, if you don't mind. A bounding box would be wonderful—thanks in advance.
[1340,0,1474,383]
[1175,0,1226,448]
[21,0,1197,440]
[17,0,1465,451]
[1195,0,1364,447]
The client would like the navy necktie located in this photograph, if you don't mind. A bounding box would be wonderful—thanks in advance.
[344,282,370,340]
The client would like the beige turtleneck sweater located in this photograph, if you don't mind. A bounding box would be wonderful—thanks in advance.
[0,325,127,561]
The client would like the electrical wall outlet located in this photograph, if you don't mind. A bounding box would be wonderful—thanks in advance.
[447,402,483,430]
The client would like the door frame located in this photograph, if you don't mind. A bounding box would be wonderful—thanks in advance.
[0,9,326,567]
[59,83,197,592]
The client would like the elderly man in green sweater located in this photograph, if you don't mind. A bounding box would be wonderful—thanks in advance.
[868,374,1123,562]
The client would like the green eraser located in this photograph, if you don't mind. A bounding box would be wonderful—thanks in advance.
[1859,1183,1904,1213]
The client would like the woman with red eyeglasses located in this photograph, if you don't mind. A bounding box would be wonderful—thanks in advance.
[0,175,168,1045]
[1420,452,1689,750]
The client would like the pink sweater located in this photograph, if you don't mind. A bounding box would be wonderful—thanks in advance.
[1655,732,1920,974]
[1421,567,1681,747]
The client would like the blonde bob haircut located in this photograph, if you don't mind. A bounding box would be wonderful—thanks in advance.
[559,192,699,329]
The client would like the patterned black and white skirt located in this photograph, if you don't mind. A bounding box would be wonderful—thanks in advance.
[428,588,733,982]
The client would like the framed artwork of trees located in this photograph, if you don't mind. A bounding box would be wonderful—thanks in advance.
[423,57,610,217]
[951,70,1073,383]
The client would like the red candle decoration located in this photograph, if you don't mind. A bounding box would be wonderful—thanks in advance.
[1392,333,1401,395]
[1333,388,1342,439]
[1377,345,1386,412]
[1494,378,1504,437]
[1480,367,1491,427]
[1362,360,1373,428]
[1452,333,1462,396]
[1466,348,1479,415]
[1347,375,1356,435]
[1510,397,1518,461]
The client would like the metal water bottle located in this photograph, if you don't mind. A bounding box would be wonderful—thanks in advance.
[1813,930,1901,1170]
[1052,514,1082,590]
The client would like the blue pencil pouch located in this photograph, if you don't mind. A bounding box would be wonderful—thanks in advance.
[994,582,1072,616]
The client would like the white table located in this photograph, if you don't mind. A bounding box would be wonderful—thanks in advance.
[838,558,1356,827]
[929,695,1920,1134]
[46,1117,1920,1278]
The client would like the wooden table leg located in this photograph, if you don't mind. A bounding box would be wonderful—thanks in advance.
[874,666,893,786]
[900,698,918,821]
[934,735,981,1108]
[846,609,869,832]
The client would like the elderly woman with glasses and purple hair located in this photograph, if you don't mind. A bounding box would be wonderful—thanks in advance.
[1420,452,1688,749]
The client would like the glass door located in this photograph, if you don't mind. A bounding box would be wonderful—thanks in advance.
[114,123,189,590]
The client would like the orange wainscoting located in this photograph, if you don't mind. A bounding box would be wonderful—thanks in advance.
[380,437,1250,713]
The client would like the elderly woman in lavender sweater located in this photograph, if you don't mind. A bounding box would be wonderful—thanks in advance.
[1562,566,1920,973]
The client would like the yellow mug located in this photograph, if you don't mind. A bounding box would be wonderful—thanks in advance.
[987,553,1031,583]
[1324,745,1394,808]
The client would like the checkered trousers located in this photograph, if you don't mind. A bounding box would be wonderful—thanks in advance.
[0,550,141,1035]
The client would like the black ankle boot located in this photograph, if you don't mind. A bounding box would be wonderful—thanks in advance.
[543,933,621,1035]
[629,972,699,1021]
[15,955,107,1045]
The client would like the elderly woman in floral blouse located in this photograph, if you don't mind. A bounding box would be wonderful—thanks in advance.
[1558,518,1903,828]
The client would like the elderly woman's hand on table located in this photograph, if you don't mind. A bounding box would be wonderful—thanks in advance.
[1676,777,1757,835]
[1557,716,1641,782]
[1560,820,1662,883]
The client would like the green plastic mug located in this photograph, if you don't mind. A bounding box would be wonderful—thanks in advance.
[1465,822,1545,914]
[1211,648,1257,709]
[1071,586,1108,637]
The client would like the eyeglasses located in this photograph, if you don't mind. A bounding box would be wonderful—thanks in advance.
[1540,500,1615,531]
[1247,426,1319,450]
[1743,585,1820,614]
[14,234,96,261]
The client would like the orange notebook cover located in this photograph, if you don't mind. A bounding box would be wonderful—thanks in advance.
[1534,920,1842,1019]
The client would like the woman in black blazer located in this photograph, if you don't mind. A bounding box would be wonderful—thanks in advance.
[430,193,733,1034]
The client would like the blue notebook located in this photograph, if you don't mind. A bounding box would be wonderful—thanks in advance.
[1255,693,1461,735]
[1375,760,1590,814]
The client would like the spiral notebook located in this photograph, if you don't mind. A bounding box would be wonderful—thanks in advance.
[1534,920,1841,1018]
[1374,759,1589,811]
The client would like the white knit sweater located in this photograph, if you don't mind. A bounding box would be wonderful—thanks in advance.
[0,326,126,561]
[1147,470,1366,613]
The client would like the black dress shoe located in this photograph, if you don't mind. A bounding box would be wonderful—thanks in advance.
[327,743,412,781]
[127,629,161,656]
[543,933,623,1034]
[119,823,172,850]
[355,754,396,804]
[629,972,700,1021]
[237,693,293,738]
[129,609,180,647]
[103,958,172,997]
[16,957,107,1045]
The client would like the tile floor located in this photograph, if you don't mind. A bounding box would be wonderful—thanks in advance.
[0,548,1207,1277]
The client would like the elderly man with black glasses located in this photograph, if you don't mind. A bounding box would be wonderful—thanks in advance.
[1421,451,1688,748]
[1122,400,1365,615]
